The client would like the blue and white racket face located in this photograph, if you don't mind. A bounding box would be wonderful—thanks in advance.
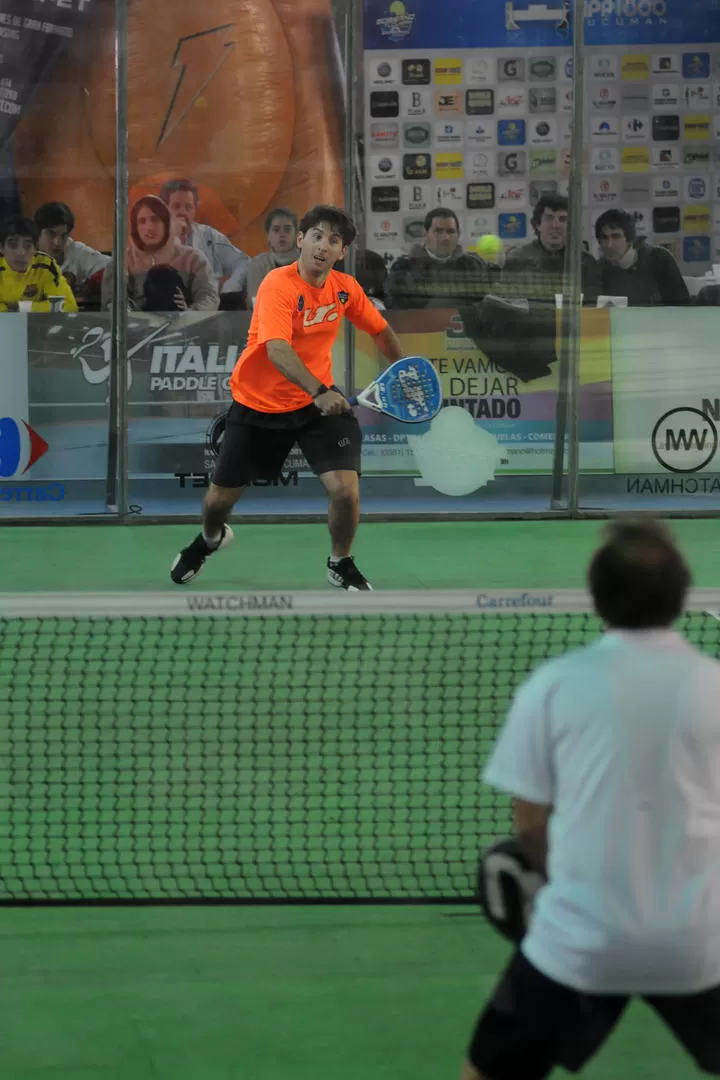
[374,357,442,423]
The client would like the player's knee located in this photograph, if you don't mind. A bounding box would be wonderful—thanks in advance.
[205,482,241,510]
[328,478,358,507]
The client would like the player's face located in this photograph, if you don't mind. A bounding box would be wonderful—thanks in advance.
[297,222,347,277]
[424,216,459,258]
[267,216,297,255]
[598,226,629,264]
[137,209,166,250]
[167,191,197,226]
[538,208,567,252]
[2,235,35,273]
[38,225,70,264]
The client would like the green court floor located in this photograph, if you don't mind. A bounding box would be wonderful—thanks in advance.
[1,517,720,592]
[1,518,718,1079]
[0,907,693,1080]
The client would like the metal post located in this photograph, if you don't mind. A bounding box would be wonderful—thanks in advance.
[342,0,357,396]
[550,0,585,512]
[111,0,129,519]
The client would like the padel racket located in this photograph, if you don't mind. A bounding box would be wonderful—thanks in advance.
[349,356,442,424]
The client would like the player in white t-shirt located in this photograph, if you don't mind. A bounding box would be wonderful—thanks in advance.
[463,519,720,1080]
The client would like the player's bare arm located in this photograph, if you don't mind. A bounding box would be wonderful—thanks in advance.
[373,324,404,365]
[513,797,551,876]
[266,339,348,416]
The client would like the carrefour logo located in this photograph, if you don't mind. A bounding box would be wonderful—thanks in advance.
[0,417,49,478]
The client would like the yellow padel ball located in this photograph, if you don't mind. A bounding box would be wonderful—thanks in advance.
[473,234,504,261]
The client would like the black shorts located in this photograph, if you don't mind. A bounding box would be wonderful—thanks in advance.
[211,400,362,488]
[468,950,720,1080]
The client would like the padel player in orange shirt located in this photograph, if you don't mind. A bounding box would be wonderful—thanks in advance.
[171,205,403,591]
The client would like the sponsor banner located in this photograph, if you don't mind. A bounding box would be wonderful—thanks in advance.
[365,0,720,48]
[365,6,720,275]
[13,313,250,501]
[354,308,613,481]
[612,309,720,477]
[0,312,29,421]
[0,0,92,146]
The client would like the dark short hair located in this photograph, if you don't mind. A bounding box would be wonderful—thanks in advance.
[298,205,356,246]
[588,519,691,629]
[0,215,38,246]
[35,202,75,234]
[424,207,460,232]
[264,207,298,233]
[531,194,569,231]
[595,208,636,244]
[159,179,199,205]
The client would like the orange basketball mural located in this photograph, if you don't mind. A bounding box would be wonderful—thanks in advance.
[13,0,344,255]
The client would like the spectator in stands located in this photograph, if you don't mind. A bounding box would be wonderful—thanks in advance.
[0,215,77,312]
[35,202,110,301]
[503,194,600,305]
[160,179,249,297]
[245,207,300,307]
[385,208,490,308]
[356,249,388,310]
[101,195,219,312]
[595,209,690,307]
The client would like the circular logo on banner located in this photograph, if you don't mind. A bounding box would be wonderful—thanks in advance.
[651,408,718,473]
[206,411,228,460]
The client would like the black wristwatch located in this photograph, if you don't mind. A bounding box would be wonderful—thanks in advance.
[312,384,330,399]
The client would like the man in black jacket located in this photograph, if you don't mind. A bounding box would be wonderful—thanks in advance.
[385,208,491,308]
[502,194,600,305]
[595,208,690,306]
[475,194,599,382]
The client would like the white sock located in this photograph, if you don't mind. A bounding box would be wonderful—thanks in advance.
[203,528,223,547]
[329,554,349,565]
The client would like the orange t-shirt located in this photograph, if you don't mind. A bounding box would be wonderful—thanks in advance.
[230,263,388,412]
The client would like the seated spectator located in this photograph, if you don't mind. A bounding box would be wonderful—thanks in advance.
[160,179,249,296]
[385,208,490,308]
[502,194,600,305]
[595,208,690,307]
[245,207,300,307]
[0,215,77,312]
[461,195,598,383]
[101,195,219,312]
[35,201,110,301]
[356,249,388,310]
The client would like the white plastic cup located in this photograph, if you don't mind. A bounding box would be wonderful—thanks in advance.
[17,300,33,312]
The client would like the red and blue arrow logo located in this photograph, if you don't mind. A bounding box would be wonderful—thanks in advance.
[0,417,49,478]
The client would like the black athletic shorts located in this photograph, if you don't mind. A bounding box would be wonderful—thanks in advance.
[211,399,362,488]
[468,950,720,1080]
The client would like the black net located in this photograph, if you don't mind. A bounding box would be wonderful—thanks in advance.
[2,610,719,904]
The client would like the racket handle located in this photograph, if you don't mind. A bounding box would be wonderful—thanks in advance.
[347,396,358,406]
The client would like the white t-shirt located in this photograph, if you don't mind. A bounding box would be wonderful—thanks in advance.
[484,628,720,995]
[62,237,110,286]
[187,223,249,294]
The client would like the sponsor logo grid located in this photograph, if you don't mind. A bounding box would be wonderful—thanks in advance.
[366,44,720,266]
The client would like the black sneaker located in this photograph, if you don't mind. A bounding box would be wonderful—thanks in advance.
[170,525,234,584]
[327,556,373,592]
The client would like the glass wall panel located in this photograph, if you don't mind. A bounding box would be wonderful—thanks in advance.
[577,1,720,512]
[358,0,580,512]
[0,0,114,519]
[122,0,347,516]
